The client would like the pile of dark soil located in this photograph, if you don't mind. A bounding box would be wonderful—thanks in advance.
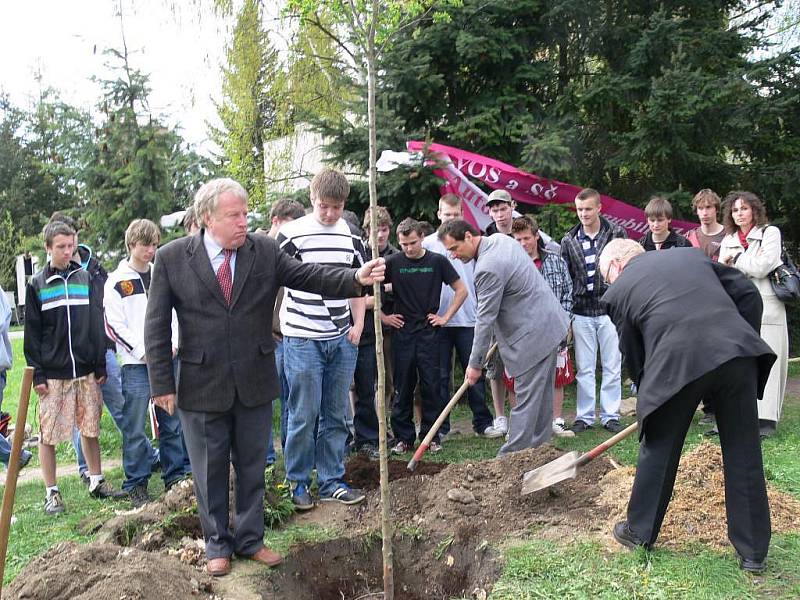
[5,542,214,600]
[344,453,448,490]
[263,526,500,600]
[598,442,800,548]
[347,445,615,540]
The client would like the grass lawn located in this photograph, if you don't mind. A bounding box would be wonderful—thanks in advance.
[2,337,799,597]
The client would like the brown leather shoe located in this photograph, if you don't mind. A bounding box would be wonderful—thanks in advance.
[206,557,231,577]
[247,546,283,567]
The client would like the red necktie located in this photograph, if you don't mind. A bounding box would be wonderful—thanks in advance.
[217,249,233,304]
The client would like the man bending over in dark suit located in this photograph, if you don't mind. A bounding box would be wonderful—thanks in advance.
[599,240,775,574]
[144,178,385,577]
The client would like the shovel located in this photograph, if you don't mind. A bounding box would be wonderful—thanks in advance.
[407,342,498,472]
[0,367,34,594]
[521,421,638,495]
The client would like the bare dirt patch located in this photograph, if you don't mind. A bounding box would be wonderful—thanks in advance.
[346,444,616,541]
[4,542,215,600]
[262,526,500,600]
[598,441,800,548]
[344,454,448,491]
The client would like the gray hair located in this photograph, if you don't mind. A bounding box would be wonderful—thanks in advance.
[598,238,644,280]
[193,178,249,225]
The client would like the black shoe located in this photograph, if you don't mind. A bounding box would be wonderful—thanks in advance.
[704,425,719,437]
[603,419,624,434]
[165,474,191,491]
[80,471,90,487]
[19,450,32,469]
[320,485,365,505]
[128,484,150,508]
[358,445,380,461]
[89,479,128,500]
[570,420,592,434]
[758,419,776,439]
[291,483,314,511]
[699,413,715,426]
[612,521,650,550]
[739,556,766,574]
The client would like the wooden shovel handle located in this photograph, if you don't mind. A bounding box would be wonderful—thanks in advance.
[575,422,638,468]
[0,366,34,592]
[407,343,498,472]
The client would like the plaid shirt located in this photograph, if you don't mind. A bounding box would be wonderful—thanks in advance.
[560,216,627,317]
[539,249,573,319]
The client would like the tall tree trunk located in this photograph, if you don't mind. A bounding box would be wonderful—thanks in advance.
[367,1,394,597]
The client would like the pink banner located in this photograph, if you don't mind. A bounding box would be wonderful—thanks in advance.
[407,141,696,240]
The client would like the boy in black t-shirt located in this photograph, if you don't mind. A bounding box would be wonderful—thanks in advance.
[383,218,467,454]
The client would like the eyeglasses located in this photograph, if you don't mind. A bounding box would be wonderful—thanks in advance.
[601,259,615,282]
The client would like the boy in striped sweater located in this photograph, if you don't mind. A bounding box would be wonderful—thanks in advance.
[277,169,367,510]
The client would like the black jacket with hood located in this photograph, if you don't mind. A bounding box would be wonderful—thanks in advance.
[24,261,107,386]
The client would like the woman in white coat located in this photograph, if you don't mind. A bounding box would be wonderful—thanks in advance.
[718,191,787,437]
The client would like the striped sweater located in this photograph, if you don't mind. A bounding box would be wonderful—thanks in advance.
[277,215,366,339]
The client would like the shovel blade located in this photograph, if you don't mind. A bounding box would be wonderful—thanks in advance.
[521,451,579,495]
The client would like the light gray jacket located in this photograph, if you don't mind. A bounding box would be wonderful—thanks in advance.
[0,285,11,371]
[469,234,569,377]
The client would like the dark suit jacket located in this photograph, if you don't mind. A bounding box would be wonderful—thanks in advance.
[144,231,362,412]
[601,248,775,436]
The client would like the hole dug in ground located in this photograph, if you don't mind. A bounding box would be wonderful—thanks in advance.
[261,526,500,600]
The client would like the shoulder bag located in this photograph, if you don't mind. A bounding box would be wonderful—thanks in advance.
[769,240,800,303]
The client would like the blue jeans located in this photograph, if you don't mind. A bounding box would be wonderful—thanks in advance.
[438,327,493,435]
[265,339,289,465]
[0,370,6,411]
[73,349,161,474]
[283,335,358,496]
[573,314,622,425]
[121,363,190,490]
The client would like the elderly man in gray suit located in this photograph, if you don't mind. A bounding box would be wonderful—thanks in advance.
[439,219,569,454]
[144,178,385,577]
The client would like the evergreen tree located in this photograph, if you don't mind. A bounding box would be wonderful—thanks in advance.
[211,0,282,209]
[82,48,179,256]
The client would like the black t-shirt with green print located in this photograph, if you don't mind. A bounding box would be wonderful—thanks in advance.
[384,251,459,334]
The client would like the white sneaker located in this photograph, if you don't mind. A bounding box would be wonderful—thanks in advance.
[552,418,575,438]
[482,416,508,438]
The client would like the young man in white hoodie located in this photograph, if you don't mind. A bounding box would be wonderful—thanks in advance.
[104,219,189,507]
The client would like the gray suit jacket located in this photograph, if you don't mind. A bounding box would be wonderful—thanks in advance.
[469,234,570,377]
[144,231,362,412]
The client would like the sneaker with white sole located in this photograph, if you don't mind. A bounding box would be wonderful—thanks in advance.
[552,418,575,438]
[391,441,412,455]
[429,440,443,454]
[44,490,65,515]
[320,485,365,505]
[482,416,508,437]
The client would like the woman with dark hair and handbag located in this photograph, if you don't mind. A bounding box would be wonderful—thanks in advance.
[718,191,787,437]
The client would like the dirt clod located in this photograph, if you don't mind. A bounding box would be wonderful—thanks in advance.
[344,453,447,490]
[447,487,476,504]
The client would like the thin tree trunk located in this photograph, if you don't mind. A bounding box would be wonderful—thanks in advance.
[367,1,393,597]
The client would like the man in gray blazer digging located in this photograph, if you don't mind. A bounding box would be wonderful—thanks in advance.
[144,178,385,577]
[439,219,569,454]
